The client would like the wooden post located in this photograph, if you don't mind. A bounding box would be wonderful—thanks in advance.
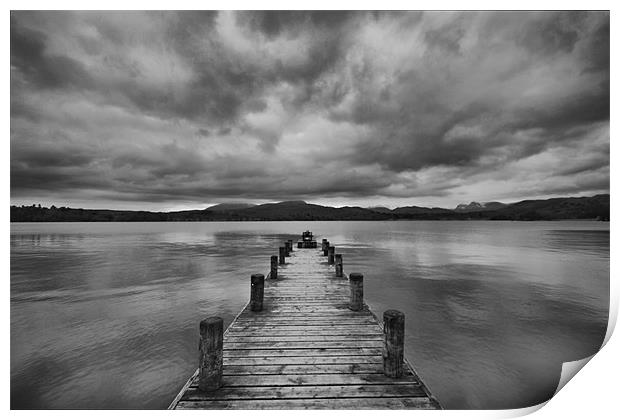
[328,246,335,264]
[287,240,293,252]
[284,242,290,257]
[250,274,264,312]
[279,246,286,264]
[323,241,330,256]
[321,239,328,251]
[349,272,363,311]
[383,310,405,378]
[199,317,223,392]
[270,255,278,279]
[335,254,343,277]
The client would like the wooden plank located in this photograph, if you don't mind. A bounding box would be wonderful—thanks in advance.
[223,348,382,357]
[223,355,383,365]
[223,340,383,350]
[238,311,371,317]
[263,297,345,299]
[232,320,378,326]
[175,397,438,410]
[227,325,383,332]
[225,335,383,343]
[222,363,388,376]
[226,331,383,338]
[190,373,417,387]
[258,306,353,311]
[180,384,428,401]
[227,325,383,333]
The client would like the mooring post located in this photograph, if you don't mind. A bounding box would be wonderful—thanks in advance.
[323,241,330,256]
[279,246,286,264]
[250,274,264,311]
[287,239,293,252]
[321,239,328,252]
[383,310,405,378]
[270,255,278,279]
[335,254,343,277]
[284,242,290,257]
[328,246,335,264]
[349,272,364,311]
[198,317,223,392]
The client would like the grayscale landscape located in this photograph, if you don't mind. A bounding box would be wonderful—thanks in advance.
[10,10,609,410]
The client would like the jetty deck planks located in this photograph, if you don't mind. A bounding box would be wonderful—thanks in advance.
[169,244,440,409]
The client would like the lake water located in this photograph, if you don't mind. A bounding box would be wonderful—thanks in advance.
[10,221,609,409]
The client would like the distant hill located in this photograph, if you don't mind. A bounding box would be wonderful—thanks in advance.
[455,201,507,212]
[481,194,609,221]
[207,203,256,212]
[367,206,392,214]
[215,201,388,221]
[392,206,452,216]
[10,194,609,222]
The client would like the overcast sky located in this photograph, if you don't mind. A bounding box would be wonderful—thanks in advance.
[10,11,609,211]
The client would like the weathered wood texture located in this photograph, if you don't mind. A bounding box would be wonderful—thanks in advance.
[170,244,440,410]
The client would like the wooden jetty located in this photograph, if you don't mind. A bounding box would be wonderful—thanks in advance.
[169,232,441,410]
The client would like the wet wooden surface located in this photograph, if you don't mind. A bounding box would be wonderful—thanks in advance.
[169,245,440,409]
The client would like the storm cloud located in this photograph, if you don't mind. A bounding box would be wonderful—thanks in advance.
[10,11,609,210]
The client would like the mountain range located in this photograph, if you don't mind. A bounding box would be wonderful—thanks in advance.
[10,194,609,222]
[454,201,508,212]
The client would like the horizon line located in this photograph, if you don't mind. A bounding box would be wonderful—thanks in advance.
[9,192,610,214]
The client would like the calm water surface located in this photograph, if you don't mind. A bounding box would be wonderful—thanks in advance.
[10,221,609,409]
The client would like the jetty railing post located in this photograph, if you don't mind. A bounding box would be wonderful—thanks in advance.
[270,255,278,279]
[349,273,364,311]
[335,254,343,277]
[383,310,405,378]
[250,274,265,312]
[198,317,223,392]
[328,246,335,264]
[279,246,286,264]
[323,241,330,256]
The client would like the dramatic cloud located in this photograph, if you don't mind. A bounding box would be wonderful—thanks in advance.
[10,11,609,210]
